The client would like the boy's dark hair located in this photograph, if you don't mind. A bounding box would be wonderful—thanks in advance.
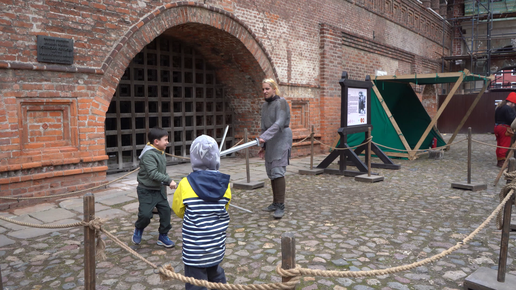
[148,127,168,144]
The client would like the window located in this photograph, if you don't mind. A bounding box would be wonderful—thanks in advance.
[512,82,516,89]
[512,69,516,76]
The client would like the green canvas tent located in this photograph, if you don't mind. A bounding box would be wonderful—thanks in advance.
[347,70,493,159]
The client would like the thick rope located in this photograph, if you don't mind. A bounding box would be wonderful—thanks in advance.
[100,186,514,284]
[373,138,467,153]
[277,188,513,278]
[316,137,467,152]
[1,188,512,287]
[472,139,516,150]
[293,134,311,145]
[315,136,372,151]
[0,167,140,200]
[0,215,85,228]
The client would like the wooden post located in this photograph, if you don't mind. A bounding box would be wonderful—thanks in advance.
[367,127,372,177]
[410,71,466,159]
[310,125,314,170]
[498,158,516,282]
[245,128,250,183]
[281,232,296,290]
[84,193,96,290]
[493,141,516,186]
[467,127,472,184]
[0,262,3,290]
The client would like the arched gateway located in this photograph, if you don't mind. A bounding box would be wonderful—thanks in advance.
[0,3,279,207]
[98,3,277,172]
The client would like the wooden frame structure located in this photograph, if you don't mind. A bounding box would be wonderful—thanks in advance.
[372,69,494,160]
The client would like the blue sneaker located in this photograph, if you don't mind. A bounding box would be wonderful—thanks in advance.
[157,234,175,248]
[132,228,143,245]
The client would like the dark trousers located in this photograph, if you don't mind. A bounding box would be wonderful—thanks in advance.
[134,187,171,234]
[184,264,226,290]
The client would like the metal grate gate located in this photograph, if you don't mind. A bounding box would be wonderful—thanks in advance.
[105,35,234,172]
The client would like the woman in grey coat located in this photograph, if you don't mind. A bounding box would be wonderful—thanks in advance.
[258,78,292,219]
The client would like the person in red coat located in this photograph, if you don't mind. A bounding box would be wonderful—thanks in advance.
[494,92,516,167]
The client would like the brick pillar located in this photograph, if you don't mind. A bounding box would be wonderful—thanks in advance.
[319,24,344,146]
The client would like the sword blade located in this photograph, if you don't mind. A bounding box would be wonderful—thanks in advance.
[219,125,229,152]
[229,203,253,213]
[220,138,259,156]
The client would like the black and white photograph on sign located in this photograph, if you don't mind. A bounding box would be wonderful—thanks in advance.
[347,88,367,126]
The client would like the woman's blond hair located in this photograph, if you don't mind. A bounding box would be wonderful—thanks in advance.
[262,78,280,96]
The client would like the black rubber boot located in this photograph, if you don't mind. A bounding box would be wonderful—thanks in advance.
[273,203,285,219]
[273,177,285,204]
[262,203,277,212]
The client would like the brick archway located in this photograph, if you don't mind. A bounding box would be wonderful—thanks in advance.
[97,3,277,106]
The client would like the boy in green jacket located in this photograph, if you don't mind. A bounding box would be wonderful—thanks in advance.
[132,127,177,248]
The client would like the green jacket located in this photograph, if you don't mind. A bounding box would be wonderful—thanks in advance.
[137,144,172,195]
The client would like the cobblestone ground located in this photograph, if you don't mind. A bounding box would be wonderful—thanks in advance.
[1,133,516,289]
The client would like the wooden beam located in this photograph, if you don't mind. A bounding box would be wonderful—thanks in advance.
[371,84,413,155]
[373,69,493,83]
[409,71,466,159]
[446,78,491,148]
[374,70,464,81]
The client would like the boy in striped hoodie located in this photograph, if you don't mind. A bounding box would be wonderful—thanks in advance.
[172,135,231,290]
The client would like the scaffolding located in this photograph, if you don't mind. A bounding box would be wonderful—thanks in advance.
[443,0,516,93]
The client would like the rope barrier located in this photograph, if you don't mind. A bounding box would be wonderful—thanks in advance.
[0,167,140,201]
[0,139,250,201]
[0,135,502,202]
[292,134,311,145]
[373,138,468,153]
[314,136,372,151]
[1,175,514,288]
[315,137,468,153]
[0,215,85,229]
[472,138,515,150]
[277,186,514,279]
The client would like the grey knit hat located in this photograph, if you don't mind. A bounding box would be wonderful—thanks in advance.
[190,135,220,171]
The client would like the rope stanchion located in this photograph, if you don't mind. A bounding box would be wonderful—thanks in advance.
[0,183,513,288]
[84,193,96,289]
[451,128,487,191]
[497,160,516,282]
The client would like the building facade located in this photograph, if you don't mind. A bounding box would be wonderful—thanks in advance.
[0,0,450,208]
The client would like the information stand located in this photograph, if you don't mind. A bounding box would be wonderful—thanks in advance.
[317,72,399,176]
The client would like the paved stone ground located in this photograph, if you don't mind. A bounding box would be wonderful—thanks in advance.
[1,133,516,290]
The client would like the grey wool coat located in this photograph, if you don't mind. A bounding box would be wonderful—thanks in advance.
[259,96,293,167]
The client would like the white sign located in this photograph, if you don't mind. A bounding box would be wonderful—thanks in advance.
[347,88,367,126]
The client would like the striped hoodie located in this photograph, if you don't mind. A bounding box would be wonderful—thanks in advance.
[172,170,231,267]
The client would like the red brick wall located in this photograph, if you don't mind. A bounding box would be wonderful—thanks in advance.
[0,0,451,207]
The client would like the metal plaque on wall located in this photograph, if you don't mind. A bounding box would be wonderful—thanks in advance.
[37,35,74,65]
